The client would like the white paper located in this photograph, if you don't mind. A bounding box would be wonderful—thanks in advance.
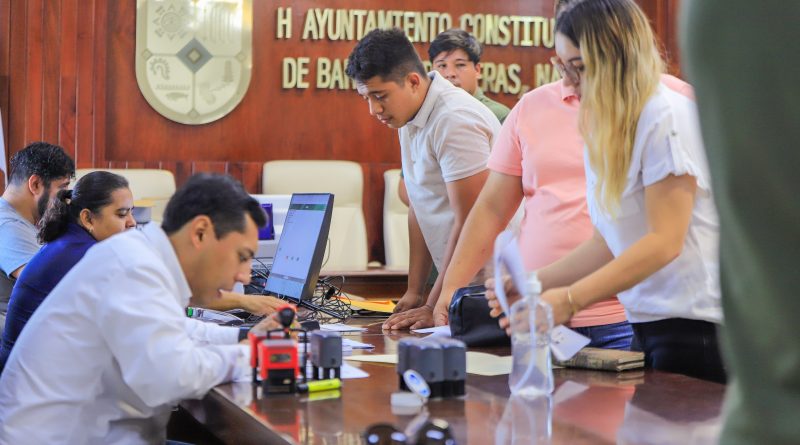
[333,363,369,379]
[342,338,374,349]
[320,324,366,332]
[550,325,590,361]
[344,351,513,376]
[411,325,451,338]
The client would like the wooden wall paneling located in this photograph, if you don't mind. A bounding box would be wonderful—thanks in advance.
[172,162,195,188]
[24,0,44,143]
[190,161,228,175]
[227,162,264,194]
[0,0,9,189]
[7,0,26,156]
[76,0,96,167]
[666,0,682,76]
[41,0,61,144]
[59,0,78,157]
[92,0,109,167]
[637,0,680,75]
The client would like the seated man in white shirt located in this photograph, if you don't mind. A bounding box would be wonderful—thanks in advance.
[0,173,283,444]
[346,28,501,330]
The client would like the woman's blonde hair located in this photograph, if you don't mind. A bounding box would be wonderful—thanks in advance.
[556,0,663,213]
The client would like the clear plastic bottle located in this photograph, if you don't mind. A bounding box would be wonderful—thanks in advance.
[495,394,553,445]
[508,272,554,397]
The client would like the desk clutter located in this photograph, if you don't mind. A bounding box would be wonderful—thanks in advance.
[247,306,371,397]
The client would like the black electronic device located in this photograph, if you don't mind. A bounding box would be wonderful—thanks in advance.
[277,305,296,329]
[309,330,343,380]
[264,193,343,318]
[397,337,466,400]
[407,342,444,399]
[432,338,467,397]
[397,337,417,391]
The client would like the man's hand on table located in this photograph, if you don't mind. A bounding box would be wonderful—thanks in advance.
[393,290,425,313]
[382,304,434,330]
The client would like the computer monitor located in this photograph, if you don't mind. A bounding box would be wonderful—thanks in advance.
[265,193,333,302]
[250,194,292,261]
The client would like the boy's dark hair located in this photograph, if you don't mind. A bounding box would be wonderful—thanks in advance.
[161,173,267,238]
[38,171,130,243]
[428,29,483,64]
[345,28,427,84]
[8,142,75,187]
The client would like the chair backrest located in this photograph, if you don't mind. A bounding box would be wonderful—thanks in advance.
[383,169,409,270]
[75,168,176,222]
[262,160,368,271]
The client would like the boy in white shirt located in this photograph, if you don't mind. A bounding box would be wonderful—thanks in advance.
[346,28,501,329]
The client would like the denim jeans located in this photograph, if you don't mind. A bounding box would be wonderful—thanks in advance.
[571,321,634,350]
[631,318,726,384]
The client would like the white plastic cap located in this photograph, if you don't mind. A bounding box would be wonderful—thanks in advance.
[527,271,542,295]
[403,370,431,399]
[391,391,424,415]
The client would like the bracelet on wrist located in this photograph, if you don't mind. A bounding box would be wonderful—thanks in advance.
[566,288,580,316]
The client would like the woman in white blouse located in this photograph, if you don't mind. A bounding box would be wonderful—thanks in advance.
[488,0,725,382]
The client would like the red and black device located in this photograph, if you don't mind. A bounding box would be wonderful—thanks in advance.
[249,305,309,394]
[258,338,299,393]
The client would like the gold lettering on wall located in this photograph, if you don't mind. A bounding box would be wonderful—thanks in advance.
[282,57,311,89]
[276,7,292,39]
[295,8,546,46]
[280,6,558,95]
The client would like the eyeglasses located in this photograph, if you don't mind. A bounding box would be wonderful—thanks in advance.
[364,418,457,445]
[550,56,584,83]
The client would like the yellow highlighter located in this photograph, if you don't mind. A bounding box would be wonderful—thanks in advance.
[297,378,342,393]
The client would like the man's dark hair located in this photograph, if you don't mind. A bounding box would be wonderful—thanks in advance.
[8,142,75,187]
[345,28,427,84]
[428,29,483,64]
[161,173,267,238]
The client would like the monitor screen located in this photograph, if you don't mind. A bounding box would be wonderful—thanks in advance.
[265,193,333,302]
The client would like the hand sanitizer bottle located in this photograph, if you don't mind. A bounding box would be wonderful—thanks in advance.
[509,272,554,397]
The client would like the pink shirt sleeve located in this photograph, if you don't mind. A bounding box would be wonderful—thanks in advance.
[487,103,524,177]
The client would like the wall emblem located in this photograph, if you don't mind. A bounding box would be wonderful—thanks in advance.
[136,0,253,125]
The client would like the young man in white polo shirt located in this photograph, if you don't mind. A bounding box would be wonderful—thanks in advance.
[346,28,501,329]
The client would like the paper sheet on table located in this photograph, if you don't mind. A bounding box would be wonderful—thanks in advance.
[411,325,451,338]
[493,230,590,361]
[342,338,374,349]
[320,324,367,332]
[339,298,396,313]
[344,351,513,376]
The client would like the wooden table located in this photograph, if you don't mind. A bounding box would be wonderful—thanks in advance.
[182,321,725,444]
[322,268,408,301]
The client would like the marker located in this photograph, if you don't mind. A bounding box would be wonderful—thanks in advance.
[297,378,342,393]
[301,389,341,402]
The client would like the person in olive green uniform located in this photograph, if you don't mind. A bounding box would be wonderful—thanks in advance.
[682,2,800,444]
[428,29,510,124]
